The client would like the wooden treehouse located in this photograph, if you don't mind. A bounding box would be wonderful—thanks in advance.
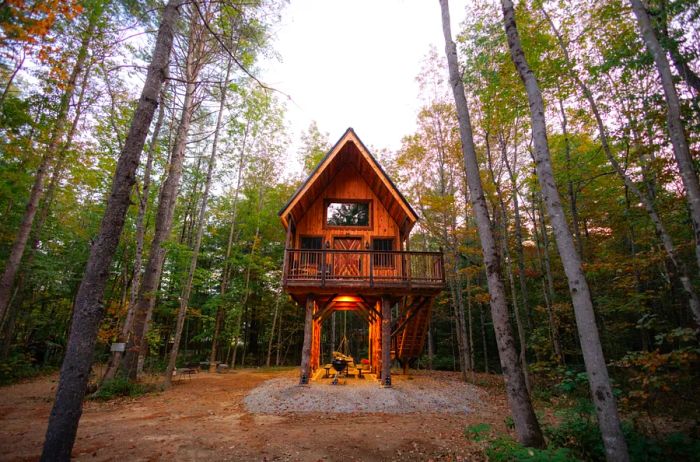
[280,128,445,386]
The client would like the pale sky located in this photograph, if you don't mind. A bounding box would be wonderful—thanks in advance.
[259,0,470,173]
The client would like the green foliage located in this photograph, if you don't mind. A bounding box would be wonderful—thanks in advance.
[486,437,578,462]
[614,328,700,415]
[555,369,590,397]
[465,422,492,442]
[91,377,148,401]
[545,402,700,462]
[0,352,41,385]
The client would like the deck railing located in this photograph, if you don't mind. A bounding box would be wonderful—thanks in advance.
[283,248,445,288]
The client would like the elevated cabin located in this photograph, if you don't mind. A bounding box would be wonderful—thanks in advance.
[279,128,444,386]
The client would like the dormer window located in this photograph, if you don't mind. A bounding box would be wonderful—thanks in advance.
[325,200,370,227]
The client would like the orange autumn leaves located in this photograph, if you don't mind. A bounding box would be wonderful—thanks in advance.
[1,0,82,47]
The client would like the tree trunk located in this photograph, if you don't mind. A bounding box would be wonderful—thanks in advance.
[479,303,488,373]
[101,86,167,383]
[163,58,232,385]
[0,7,102,325]
[489,134,530,392]
[440,0,544,448]
[0,57,94,356]
[652,3,700,94]
[380,296,392,387]
[531,196,564,363]
[427,322,434,370]
[210,115,249,371]
[557,94,583,259]
[299,296,313,384]
[121,9,206,380]
[276,309,283,366]
[502,140,532,331]
[40,2,180,459]
[501,1,628,459]
[630,0,700,275]
[266,295,281,367]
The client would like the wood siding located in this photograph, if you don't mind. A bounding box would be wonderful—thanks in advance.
[294,162,401,248]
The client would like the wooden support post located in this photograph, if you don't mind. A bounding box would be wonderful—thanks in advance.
[300,295,314,385]
[282,216,294,286]
[311,316,322,370]
[381,295,392,387]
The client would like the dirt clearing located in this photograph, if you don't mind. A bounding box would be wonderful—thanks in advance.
[0,369,509,461]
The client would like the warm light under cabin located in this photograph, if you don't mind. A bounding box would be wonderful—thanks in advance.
[279,128,445,386]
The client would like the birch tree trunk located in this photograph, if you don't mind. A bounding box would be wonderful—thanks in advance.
[488,134,530,391]
[439,0,544,448]
[500,1,628,459]
[630,0,700,275]
[40,1,180,458]
[502,138,532,331]
[165,58,233,385]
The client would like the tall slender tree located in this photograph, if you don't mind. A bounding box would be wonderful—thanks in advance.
[40,1,182,458]
[629,0,700,275]
[121,5,210,379]
[439,0,544,448]
[500,1,629,459]
[164,57,232,385]
[0,3,105,325]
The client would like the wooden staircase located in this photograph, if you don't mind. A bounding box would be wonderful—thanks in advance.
[391,296,433,361]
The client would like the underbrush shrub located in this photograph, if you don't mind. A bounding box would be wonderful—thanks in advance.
[0,352,47,385]
[614,328,700,419]
[91,376,148,400]
[429,354,457,371]
[466,403,700,462]
[544,401,700,462]
[486,437,577,461]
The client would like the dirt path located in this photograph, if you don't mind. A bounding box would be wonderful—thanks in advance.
[0,369,509,461]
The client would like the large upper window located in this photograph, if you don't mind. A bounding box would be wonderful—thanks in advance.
[325,201,370,227]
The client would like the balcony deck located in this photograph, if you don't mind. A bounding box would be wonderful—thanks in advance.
[282,248,445,295]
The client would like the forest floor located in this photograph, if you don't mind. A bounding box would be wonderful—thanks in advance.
[0,368,511,461]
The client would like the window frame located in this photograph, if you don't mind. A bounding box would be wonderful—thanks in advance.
[323,198,372,230]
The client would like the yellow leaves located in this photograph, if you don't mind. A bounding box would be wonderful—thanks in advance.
[616,347,700,411]
[98,301,128,343]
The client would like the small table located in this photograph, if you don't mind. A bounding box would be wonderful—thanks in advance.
[323,365,332,378]
[356,368,364,378]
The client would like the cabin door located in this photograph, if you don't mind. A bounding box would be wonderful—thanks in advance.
[333,237,362,278]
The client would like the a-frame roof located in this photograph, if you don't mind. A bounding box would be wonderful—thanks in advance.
[279,127,418,235]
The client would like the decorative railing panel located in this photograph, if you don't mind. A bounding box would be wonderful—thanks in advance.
[283,249,444,288]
